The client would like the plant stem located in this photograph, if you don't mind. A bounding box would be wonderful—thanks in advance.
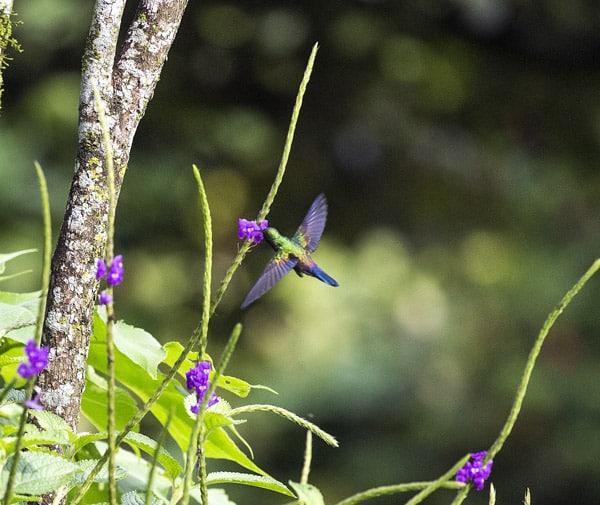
[181,323,242,505]
[210,42,319,312]
[93,83,118,505]
[487,258,600,460]
[300,431,313,485]
[192,165,212,357]
[3,163,53,505]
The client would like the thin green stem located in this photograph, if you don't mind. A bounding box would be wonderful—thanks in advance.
[33,161,51,346]
[403,454,469,505]
[191,165,212,357]
[3,163,53,505]
[71,167,224,505]
[487,258,600,460]
[229,404,338,448]
[210,42,319,313]
[333,482,464,505]
[93,82,117,505]
[75,43,321,505]
[145,407,173,505]
[180,165,214,505]
[300,431,313,486]
[449,485,469,505]
[256,42,318,221]
[2,402,29,505]
[332,457,468,505]
[181,323,242,505]
[71,306,213,504]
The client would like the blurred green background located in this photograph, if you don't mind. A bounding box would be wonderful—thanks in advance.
[3,1,600,503]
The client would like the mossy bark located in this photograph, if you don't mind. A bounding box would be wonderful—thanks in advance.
[36,0,188,449]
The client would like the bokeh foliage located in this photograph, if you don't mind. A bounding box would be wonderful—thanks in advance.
[2,1,600,503]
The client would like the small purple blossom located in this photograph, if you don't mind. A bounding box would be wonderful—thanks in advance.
[24,388,44,410]
[96,258,107,279]
[17,339,49,379]
[99,290,113,305]
[96,255,124,286]
[455,451,493,491]
[238,218,268,244]
[106,254,124,286]
[186,360,219,413]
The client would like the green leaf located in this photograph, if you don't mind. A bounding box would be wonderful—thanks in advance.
[72,432,107,454]
[288,481,325,505]
[162,341,195,369]
[0,250,37,276]
[0,430,72,454]
[163,341,269,399]
[0,294,40,342]
[0,337,29,385]
[207,471,295,497]
[0,451,80,495]
[0,291,41,304]
[73,458,127,484]
[0,412,74,454]
[113,321,166,380]
[207,488,236,505]
[88,318,269,476]
[108,444,174,504]
[121,431,182,481]
[86,340,191,449]
[204,426,267,476]
[28,408,74,434]
[121,490,164,505]
[81,366,140,431]
[217,375,252,398]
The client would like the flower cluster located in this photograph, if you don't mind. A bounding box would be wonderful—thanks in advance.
[455,451,493,491]
[238,218,268,244]
[186,361,219,414]
[17,339,49,379]
[96,255,125,305]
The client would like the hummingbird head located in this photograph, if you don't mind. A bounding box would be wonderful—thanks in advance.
[262,227,281,247]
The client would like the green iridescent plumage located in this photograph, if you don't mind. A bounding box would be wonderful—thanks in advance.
[241,193,339,308]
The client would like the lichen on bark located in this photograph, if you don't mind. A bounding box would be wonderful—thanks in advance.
[37,0,189,435]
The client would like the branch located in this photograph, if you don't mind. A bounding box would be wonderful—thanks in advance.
[37,0,189,433]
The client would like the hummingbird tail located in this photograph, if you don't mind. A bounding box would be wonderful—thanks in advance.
[312,266,339,287]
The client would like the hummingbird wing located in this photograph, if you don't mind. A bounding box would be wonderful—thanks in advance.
[293,193,328,253]
[241,253,298,309]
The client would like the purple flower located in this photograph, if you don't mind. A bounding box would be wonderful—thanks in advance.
[96,255,124,286]
[96,258,107,279]
[455,451,493,491]
[238,218,268,244]
[106,254,124,286]
[24,388,44,410]
[186,361,219,413]
[17,339,49,379]
[99,290,113,305]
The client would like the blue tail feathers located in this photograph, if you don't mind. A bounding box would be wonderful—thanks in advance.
[311,265,339,287]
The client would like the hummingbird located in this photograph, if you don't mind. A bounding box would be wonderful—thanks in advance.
[241,193,339,309]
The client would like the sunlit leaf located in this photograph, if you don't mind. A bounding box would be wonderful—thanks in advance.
[81,366,140,431]
[0,293,40,342]
[121,431,183,481]
[113,321,166,380]
[207,471,294,497]
[288,481,325,505]
[87,331,270,476]
[0,250,37,276]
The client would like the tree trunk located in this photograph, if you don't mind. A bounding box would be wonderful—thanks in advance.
[37,0,188,432]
